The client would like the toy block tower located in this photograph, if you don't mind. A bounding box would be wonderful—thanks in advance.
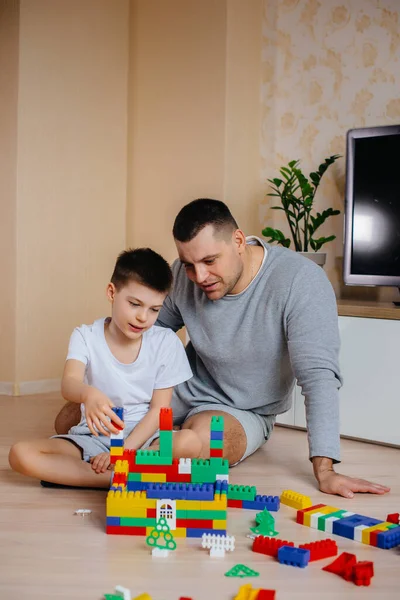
[210,416,224,460]
[110,407,124,464]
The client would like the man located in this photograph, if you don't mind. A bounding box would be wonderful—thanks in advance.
[56,199,390,498]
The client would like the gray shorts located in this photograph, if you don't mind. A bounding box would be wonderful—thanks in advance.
[178,403,276,465]
[52,422,159,462]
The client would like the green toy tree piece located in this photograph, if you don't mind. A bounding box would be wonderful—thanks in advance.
[225,564,260,578]
[251,508,278,536]
[146,517,176,551]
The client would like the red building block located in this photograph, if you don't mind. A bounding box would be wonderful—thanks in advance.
[228,499,243,508]
[387,512,399,525]
[299,539,338,561]
[160,407,173,430]
[323,552,357,581]
[106,526,147,536]
[112,472,127,486]
[296,504,326,525]
[176,519,213,529]
[257,591,276,600]
[210,448,223,458]
[252,536,294,558]
[353,561,374,586]
[147,508,156,518]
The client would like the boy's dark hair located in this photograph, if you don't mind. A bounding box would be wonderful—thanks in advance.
[173,198,238,242]
[111,248,172,293]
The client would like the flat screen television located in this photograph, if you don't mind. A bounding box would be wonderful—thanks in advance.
[343,124,400,297]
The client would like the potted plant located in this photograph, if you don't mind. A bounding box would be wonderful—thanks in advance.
[262,155,341,267]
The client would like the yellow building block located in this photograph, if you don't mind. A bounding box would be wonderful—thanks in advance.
[280,490,312,510]
[114,459,129,475]
[303,505,339,527]
[133,595,152,600]
[141,472,166,483]
[145,526,187,538]
[176,500,201,510]
[213,520,227,529]
[362,522,392,545]
[110,447,124,456]
[234,584,260,600]
[201,498,227,511]
[213,492,228,506]
[107,490,156,517]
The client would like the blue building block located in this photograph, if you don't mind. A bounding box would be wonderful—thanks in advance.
[242,495,280,512]
[278,546,310,568]
[210,430,224,441]
[110,438,124,447]
[126,482,149,492]
[215,480,229,494]
[106,517,121,526]
[186,528,227,538]
[186,483,214,501]
[109,486,124,492]
[146,483,188,499]
[375,527,400,549]
[332,515,382,540]
[111,407,124,421]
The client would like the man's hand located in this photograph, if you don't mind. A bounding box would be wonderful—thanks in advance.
[84,388,124,436]
[313,456,390,499]
[90,452,112,474]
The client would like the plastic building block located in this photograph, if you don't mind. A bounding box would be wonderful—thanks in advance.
[186,528,226,538]
[151,547,169,557]
[225,564,260,578]
[133,595,152,600]
[178,458,192,474]
[202,532,235,557]
[104,585,131,600]
[135,449,172,466]
[353,561,374,586]
[211,415,224,431]
[159,407,173,430]
[210,448,224,458]
[252,535,294,557]
[257,591,276,600]
[242,495,280,512]
[146,517,176,550]
[299,539,338,561]
[228,485,257,502]
[159,430,173,457]
[332,515,381,540]
[323,552,357,581]
[250,508,278,536]
[277,545,310,568]
[280,490,312,510]
[228,500,243,508]
[210,430,224,440]
[375,526,400,549]
[387,512,399,524]
[233,584,260,600]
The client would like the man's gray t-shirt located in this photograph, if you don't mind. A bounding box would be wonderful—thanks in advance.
[157,237,342,462]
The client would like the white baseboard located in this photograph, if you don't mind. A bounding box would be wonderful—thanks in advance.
[0,379,61,396]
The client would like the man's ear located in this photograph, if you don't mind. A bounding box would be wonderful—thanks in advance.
[106,283,116,303]
[233,229,247,254]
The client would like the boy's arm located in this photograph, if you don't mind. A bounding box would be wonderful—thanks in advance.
[124,387,173,450]
[61,359,123,435]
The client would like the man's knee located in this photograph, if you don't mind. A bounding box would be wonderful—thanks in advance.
[54,401,81,434]
[172,429,203,459]
[182,411,247,465]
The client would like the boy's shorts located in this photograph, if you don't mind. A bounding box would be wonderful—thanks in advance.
[52,422,159,462]
[176,403,276,465]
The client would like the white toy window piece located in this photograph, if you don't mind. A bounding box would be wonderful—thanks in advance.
[157,499,176,530]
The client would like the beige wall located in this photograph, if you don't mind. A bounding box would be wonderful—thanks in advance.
[1,0,129,389]
[260,0,400,301]
[0,0,19,386]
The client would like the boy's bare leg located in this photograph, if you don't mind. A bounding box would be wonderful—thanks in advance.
[9,438,111,488]
[54,401,81,434]
[150,411,247,466]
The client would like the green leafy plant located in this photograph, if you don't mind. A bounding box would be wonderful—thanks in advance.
[262,155,341,252]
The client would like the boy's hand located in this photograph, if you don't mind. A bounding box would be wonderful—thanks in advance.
[84,388,124,436]
[90,452,112,473]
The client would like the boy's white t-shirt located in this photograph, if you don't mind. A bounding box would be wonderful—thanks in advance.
[67,318,192,427]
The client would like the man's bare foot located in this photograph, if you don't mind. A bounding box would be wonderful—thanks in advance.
[54,401,81,434]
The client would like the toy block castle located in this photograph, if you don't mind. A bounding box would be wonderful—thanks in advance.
[106,408,230,538]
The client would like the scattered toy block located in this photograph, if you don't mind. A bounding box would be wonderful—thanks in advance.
[332,515,382,540]
[322,552,357,581]
[375,526,400,549]
[225,564,260,578]
[353,561,374,586]
[296,504,326,525]
[387,512,399,525]
[242,496,280,512]
[280,490,312,510]
[277,545,310,568]
[299,539,338,561]
[252,535,294,557]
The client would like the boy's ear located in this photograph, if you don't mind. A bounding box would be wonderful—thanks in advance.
[106,283,116,303]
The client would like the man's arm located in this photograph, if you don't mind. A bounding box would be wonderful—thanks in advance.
[156,261,185,332]
[286,262,390,497]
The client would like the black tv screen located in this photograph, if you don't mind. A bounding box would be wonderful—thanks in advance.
[343,125,400,287]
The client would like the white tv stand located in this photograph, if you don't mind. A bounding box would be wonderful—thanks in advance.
[277,300,400,447]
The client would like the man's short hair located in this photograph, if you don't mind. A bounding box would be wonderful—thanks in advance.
[111,248,172,293]
[173,198,238,242]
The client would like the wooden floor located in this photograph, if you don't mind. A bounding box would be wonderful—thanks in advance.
[1,393,399,600]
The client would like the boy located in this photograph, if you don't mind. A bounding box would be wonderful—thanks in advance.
[9,248,196,488]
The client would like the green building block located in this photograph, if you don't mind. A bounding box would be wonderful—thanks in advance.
[135,450,172,465]
[228,485,256,501]
[317,510,349,531]
[184,509,227,520]
[210,416,224,432]
[208,457,229,471]
[120,517,156,528]
[210,439,224,450]
[225,564,259,578]
[159,430,173,457]
[127,472,142,481]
